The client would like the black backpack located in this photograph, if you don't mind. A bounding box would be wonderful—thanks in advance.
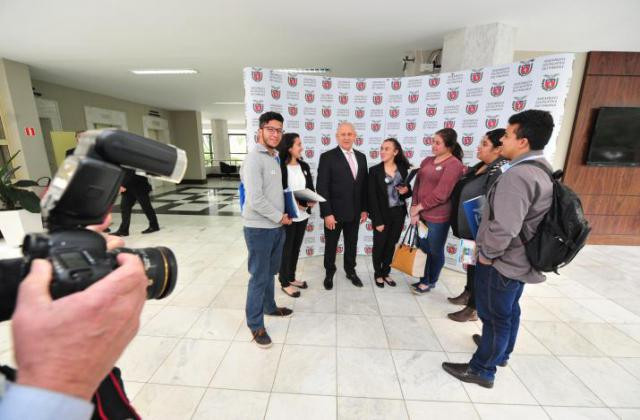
[518,160,591,274]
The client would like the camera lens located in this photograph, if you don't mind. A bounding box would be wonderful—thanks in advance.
[113,246,177,299]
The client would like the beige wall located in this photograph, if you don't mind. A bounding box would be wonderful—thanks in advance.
[170,111,206,181]
[513,51,588,170]
[31,79,171,136]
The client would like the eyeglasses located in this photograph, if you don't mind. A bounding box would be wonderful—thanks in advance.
[262,126,284,135]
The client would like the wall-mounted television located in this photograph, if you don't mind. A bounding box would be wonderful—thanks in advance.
[586,107,640,167]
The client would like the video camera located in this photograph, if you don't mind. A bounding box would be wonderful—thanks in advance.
[0,129,187,320]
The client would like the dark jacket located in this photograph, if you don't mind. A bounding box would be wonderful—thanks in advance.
[280,159,315,215]
[450,157,508,239]
[367,163,412,227]
[121,168,152,195]
[316,147,368,222]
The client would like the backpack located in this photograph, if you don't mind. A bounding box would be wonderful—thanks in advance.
[518,160,591,274]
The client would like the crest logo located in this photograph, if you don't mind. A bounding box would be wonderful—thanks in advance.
[356,79,366,91]
[288,104,298,117]
[542,74,559,91]
[320,234,325,243]
[288,74,297,87]
[322,77,332,90]
[423,135,434,145]
[389,107,400,119]
[428,76,440,88]
[305,91,315,103]
[364,245,373,255]
[490,82,505,97]
[322,106,332,118]
[251,68,263,82]
[305,120,315,131]
[405,148,414,158]
[518,60,534,77]
[371,121,381,132]
[408,91,419,103]
[470,69,483,83]
[444,119,456,129]
[391,78,401,90]
[306,246,314,256]
[339,93,349,105]
[355,107,365,119]
[305,223,314,232]
[366,222,373,231]
[485,116,499,129]
[336,244,344,254]
[253,101,264,113]
[446,244,458,255]
[372,93,383,105]
[462,134,474,146]
[406,119,416,131]
[355,136,364,146]
[425,104,437,117]
[512,96,527,112]
[321,134,331,145]
[369,149,379,159]
[271,86,281,100]
[305,149,314,159]
[447,87,459,101]
[465,101,478,115]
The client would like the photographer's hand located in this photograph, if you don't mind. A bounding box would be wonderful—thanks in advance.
[12,255,147,401]
[87,213,124,250]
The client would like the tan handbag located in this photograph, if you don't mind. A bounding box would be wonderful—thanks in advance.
[391,225,427,277]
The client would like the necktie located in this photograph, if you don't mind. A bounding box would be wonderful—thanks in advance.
[347,151,357,179]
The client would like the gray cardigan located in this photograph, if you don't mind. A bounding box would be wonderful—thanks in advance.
[476,151,553,284]
[240,143,284,228]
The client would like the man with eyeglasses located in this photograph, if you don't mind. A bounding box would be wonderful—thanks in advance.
[241,111,294,349]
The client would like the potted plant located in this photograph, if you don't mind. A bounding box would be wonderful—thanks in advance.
[0,151,44,247]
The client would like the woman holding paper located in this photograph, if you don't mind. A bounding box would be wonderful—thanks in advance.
[447,128,508,321]
[368,138,412,287]
[277,133,316,297]
[410,128,465,294]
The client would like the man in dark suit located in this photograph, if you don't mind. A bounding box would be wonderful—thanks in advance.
[113,169,160,236]
[316,122,368,290]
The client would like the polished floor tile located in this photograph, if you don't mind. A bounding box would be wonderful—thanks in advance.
[337,314,388,348]
[192,389,269,420]
[337,347,402,399]
[132,383,205,419]
[210,341,283,391]
[338,397,408,420]
[272,344,336,395]
[405,401,478,420]
[265,393,336,420]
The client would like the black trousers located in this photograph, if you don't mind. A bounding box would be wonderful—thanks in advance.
[323,219,359,276]
[465,264,477,309]
[278,219,308,287]
[372,206,406,278]
[118,190,159,233]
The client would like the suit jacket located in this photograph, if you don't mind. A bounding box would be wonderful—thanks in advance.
[121,168,152,195]
[367,163,412,227]
[280,159,315,214]
[316,147,368,222]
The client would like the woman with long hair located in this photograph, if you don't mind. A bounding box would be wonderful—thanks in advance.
[410,128,464,294]
[368,138,412,287]
[277,133,316,298]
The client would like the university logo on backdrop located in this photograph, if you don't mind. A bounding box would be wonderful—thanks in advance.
[305,91,315,103]
[408,91,419,103]
[542,74,559,91]
[322,77,332,90]
[444,119,456,129]
[371,121,382,132]
[462,134,474,146]
[271,86,281,100]
[470,69,483,83]
[426,104,437,117]
[406,119,416,131]
[490,82,505,97]
[339,93,349,105]
[305,120,315,131]
[372,93,383,105]
[423,135,434,145]
[355,107,365,119]
[288,104,298,116]
[428,76,440,88]
[512,97,527,112]
[288,74,298,87]
[391,78,401,90]
[485,116,499,129]
[321,134,331,145]
[253,101,264,113]
[251,68,263,82]
[518,60,534,77]
[356,79,366,91]
[447,87,459,101]
[465,101,478,115]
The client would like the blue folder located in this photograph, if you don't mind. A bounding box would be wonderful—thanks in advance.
[462,195,486,239]
[284,189,300,219]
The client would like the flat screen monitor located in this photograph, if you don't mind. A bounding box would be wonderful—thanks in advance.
[586,107,640,167]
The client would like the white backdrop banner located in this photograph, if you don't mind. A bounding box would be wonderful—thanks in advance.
[243,53,575,272]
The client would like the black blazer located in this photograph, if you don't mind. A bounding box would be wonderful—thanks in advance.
[367,163,412,227]
[316,147,368,222]
[121,168,152,195]
[280,159,315,214]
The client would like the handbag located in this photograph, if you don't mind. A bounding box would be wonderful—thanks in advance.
[390,224,428,277]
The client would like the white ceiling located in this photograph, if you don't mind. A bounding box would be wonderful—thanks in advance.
[1,0,639,128]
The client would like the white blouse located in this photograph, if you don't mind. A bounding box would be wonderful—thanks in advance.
[287,164,310,222]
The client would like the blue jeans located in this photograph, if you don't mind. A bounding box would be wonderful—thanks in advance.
[470,263,525,381]
[417,221,449,286]
[244,227,285,332]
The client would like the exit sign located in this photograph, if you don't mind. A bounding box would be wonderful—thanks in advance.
[24,127,36,136]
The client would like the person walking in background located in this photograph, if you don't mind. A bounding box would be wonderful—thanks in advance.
[277,133,316,298]
[368,138,412,288]
[447,129,508,322]
[113,168,160,236]
[410,128,464,294]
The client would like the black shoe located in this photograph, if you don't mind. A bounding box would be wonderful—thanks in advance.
[251,328,273,349]
[472,334,508,367]
[324,274,334,290]
[141,226,160,234]
[112,230,129,237]
[346,273,363,288]
[442,362,494,388]
[375,277,385,288]
[267,307,293,317]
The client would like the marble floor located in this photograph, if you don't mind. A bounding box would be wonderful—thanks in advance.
[1,179,640,419]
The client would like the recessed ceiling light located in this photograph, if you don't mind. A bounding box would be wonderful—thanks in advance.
[273,68,330,74]
[130,69,198,75]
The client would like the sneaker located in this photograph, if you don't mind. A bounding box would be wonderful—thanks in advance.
[267,307,293,317]
[251,328,272,349]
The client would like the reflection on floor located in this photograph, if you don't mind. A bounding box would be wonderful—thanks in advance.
[1,179,640,419]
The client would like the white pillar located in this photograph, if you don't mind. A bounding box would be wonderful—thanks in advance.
[211,119,230,161]
[441,23,516,72]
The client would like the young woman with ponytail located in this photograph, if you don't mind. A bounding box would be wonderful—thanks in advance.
[409,128,464,294]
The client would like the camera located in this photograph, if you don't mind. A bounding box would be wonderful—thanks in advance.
[0,129,187,319]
